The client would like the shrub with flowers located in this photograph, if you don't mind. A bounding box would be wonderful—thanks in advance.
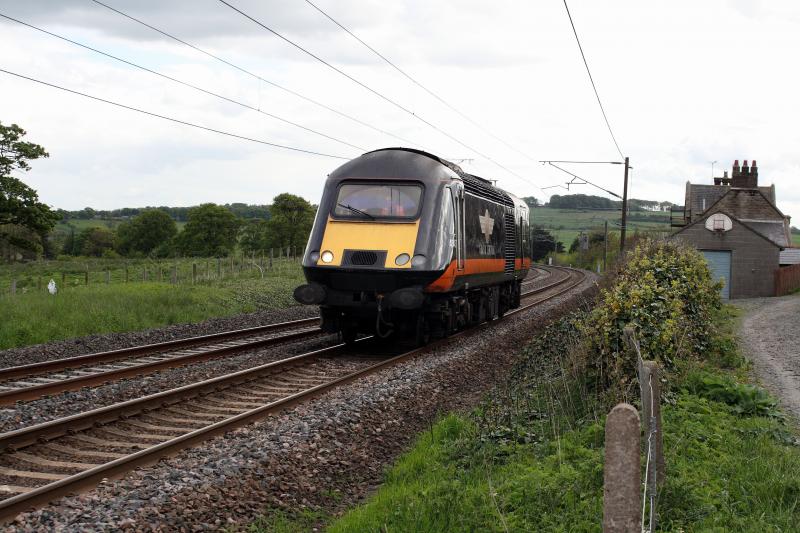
[581,239,722,399]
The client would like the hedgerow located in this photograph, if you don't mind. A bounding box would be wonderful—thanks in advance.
[580,239,722,400]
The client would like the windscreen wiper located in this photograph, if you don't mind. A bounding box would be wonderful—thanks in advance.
[337,202,375,219]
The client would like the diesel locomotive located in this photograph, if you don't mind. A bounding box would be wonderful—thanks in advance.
[293,148,532,344]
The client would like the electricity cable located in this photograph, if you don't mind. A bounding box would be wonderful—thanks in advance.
[546,162,622,199]
[218,0,544,191]
[0,13,365,152]
[89,0,419,148]
[302,0,540,165]
[562,0,625,159]
[0,68,350,159]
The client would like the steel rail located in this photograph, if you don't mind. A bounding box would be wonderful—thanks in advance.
[0,267,586,521]
[0,318,322,405]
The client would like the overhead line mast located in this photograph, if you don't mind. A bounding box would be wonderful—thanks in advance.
[217,0,544,191]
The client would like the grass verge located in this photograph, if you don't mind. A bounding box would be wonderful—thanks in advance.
[0,271,304,349]
[317,306,800,532]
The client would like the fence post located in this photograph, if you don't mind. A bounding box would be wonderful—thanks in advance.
[269,248,273,269]
[125,264,129,283]
[10,279,16,296]
[142,267,146,282]
[61,271,66,286]
[171,264,177,284]
[192,263,197,285]
[217,257,221,279]
[85,267,89,286]
[105,269,110,284]
[603,403,641,533]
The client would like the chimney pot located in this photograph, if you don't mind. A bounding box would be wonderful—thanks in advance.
[734,159,739,166]
[752,159,757,167]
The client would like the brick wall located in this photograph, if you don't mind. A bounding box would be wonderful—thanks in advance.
[673,221,779,298]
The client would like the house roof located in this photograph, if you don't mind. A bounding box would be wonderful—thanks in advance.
[672,209,782,249]
[686,183,776,220]
[780,248,800,265]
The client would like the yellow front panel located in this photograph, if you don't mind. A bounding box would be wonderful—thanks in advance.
[318,216,419,268]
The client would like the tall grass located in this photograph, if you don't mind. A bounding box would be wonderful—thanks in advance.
[0,268,305,349]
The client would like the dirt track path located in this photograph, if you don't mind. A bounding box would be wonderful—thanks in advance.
[736,293,800,422]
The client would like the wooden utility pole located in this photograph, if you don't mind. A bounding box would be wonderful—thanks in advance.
[619,157,630,253]
[603,220,608,273]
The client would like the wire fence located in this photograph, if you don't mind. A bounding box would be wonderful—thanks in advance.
[603,327,665,533]
[2,248,305,298]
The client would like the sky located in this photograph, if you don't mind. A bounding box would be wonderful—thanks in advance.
[0,0,798,225]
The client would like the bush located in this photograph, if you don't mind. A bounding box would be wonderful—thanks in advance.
[580,239,722,400]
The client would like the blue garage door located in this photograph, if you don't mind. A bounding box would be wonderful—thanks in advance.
[702,250,731,299]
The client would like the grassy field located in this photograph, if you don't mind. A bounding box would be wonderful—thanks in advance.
[793,232,800,246]
[531,206,671,245]
[309,307,800,532]
[0,254,300,295]
[0,260,304,349]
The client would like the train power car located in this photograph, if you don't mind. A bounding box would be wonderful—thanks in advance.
[293,148,531,344]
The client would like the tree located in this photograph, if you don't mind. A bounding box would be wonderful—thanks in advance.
[75,226,115,257]
[521,196,540,208]
[116,209,177,257]
[0,122,58,260]
[531,227,560,261]
[176,203,241,256]
[239,218,269,253]
[264,193,315,250]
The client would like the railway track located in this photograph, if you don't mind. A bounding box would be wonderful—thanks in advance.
[0,318,323,405]
[0,266,586,522]
[0,266,557,406]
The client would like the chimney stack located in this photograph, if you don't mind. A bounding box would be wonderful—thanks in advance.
[731,158,758,188]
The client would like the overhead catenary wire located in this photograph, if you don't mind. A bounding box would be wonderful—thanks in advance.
[562,0,625,160]
[0,68,349,160]
[218,0,544,192]
[89,0,419,149]
[302,0,540,165]
[546,162,622,199]
[0,13,365,153]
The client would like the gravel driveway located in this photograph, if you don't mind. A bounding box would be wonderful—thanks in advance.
[736,293,800,421]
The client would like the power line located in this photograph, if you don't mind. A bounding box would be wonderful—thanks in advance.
[0,68,349,160]
[562,0,625,159]
[0,13,365,153]
[218,0,543,191]
[302,0,540,164]
[89,0,419,148]
[546,162,622,199]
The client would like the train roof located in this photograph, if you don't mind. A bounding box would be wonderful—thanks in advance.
[355,148,515,207]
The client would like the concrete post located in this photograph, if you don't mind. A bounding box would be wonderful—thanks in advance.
[603,403,640,533]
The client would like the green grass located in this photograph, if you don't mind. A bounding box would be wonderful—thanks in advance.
[531,206,670,245]
[792,232,800,246]
[313,307,800,532]
[0,267,305,349]
[55,218,187,232]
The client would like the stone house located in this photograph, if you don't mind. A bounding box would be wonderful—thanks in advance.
[671,160,791,298]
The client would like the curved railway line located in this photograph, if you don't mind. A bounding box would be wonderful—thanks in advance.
[0,267,561,406]
[0,266,586,521]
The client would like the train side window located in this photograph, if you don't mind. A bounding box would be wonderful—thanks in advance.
[452,188,465,270]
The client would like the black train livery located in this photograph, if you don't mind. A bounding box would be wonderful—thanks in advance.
[294,148,532,344]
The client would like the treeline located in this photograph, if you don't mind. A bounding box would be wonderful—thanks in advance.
[546,194,676,211]
[56,203,271,223]
[52,194,315,259]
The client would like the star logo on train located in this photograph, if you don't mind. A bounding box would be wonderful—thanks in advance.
[478,209,494,243]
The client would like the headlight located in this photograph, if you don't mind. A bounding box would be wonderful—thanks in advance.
[411,254,426,268]
[395,253,410,266]
[309,251,320,262]
[321,250,334,263]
